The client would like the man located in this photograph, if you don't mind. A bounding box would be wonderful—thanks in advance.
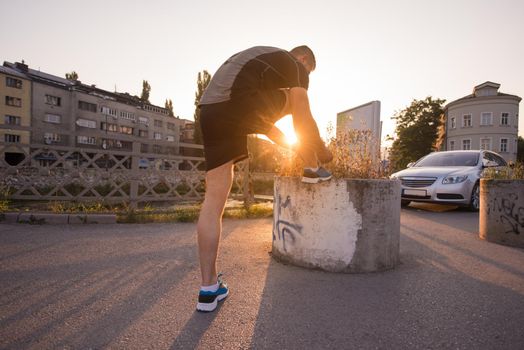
[196,45,332,312]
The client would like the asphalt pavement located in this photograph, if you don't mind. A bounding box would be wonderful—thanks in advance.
[1,205,523,349]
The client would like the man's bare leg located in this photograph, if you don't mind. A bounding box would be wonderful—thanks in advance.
[197,160,234,286]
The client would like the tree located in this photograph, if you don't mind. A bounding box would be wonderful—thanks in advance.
[141,80,151,103]
[434,113,447,151]
[65,71,78,81]
[165,99,174,116]
[193,70,211,144]
[518,136,524,162]
[389,96,446,172]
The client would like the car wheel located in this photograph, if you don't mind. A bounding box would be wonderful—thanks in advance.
[468,182,480,212]
[401,200,411,207]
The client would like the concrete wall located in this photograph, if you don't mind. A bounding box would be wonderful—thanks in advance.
[272,177,400,273]
[480,179,524,248]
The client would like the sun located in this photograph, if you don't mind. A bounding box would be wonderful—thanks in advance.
[275,116,297,145]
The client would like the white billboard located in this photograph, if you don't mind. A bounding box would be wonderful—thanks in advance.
[336,101,382,164]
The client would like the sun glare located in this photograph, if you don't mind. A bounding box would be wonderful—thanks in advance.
[275,116,297,145]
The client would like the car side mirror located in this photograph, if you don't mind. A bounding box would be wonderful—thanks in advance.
[407,162,414,168]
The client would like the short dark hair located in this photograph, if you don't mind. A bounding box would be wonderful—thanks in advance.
[290,45,316,70]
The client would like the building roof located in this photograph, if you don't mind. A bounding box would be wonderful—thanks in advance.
[473,81,500,91]
[3,60,174,116]
[0,64,30,79]
[445,81,521,109]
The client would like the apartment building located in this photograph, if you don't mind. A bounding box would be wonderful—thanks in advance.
[445,82,521,163]
[3,61,186,161]
[0,63,32,165]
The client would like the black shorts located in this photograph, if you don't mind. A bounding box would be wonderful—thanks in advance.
[199,90,287,171]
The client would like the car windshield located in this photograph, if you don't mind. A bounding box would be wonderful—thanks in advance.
[414,152,479,167]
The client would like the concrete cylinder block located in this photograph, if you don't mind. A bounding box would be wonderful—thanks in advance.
[272,177,401,273]
[480,179,524,248]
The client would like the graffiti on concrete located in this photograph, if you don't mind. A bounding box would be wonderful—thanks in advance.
[490,194,523,235]
[273,194,302,251]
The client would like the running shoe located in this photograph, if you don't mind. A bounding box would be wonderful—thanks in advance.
[301,167,333,184]
[196,274,229,312]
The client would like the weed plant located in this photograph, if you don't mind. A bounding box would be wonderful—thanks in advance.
[278,124,388,179]
[483,162,524,180]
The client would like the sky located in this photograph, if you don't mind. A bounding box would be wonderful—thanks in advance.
[1,0,523,143]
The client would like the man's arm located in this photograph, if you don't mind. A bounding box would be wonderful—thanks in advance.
[288,87,323,149]
[288,87,333,164]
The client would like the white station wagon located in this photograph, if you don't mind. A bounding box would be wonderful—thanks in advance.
[390,150,507,211]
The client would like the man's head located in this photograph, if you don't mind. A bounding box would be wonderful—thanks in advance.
[290,45,316,73]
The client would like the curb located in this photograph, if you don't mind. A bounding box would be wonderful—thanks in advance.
[0,212,117,225]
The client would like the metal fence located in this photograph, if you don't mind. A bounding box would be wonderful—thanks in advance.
[0,141,253,207]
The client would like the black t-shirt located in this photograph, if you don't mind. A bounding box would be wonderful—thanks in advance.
[200,46,309,105]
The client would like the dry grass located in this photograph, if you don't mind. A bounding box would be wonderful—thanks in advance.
[277,125,387,179]
[483,162,524,180]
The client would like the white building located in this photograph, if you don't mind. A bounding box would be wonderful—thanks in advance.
[445,82,520,163]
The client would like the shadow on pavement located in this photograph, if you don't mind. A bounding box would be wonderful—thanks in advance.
[170,309,221,349]
[249,225,524,349]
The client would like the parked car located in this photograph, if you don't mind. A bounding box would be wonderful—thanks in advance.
[390,150,507,211]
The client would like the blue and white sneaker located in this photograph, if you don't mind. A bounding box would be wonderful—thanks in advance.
[301,167,332,184]
[196,274,229,312]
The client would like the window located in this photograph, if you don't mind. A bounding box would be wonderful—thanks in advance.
[44,113,61,124]
[153,145,162,153]
[138,116,149,125]
[144,104,169,115]
[102,139,128,149]
[5,96,22,107]
[4,134,20,143]
[482,152,507,167]
[76,118,96,128]
[480,138,491,151]
[154,120,163,127]
[480,112,492,126]
[45,94,61,106]
[501,113,509,126]
[4,115,21,125]
[100,122,118,132]
[462,114,472,127]
[449,140,455,150]
[139,130,148,138]
[44,132,61,143]
[6,77,22,89]
[500,138,508,153]
[78,100,97,112]
[101,106,117,117]
[154,132,162,140]
[77,135,96,145]
[120,126,134,135]
[462,139,471,150]
[450,117,456,129]
[166,135,175,142]
[120,111,136,121]
[167,122,175,130]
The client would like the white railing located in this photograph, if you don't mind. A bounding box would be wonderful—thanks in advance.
[0,142,252,207]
